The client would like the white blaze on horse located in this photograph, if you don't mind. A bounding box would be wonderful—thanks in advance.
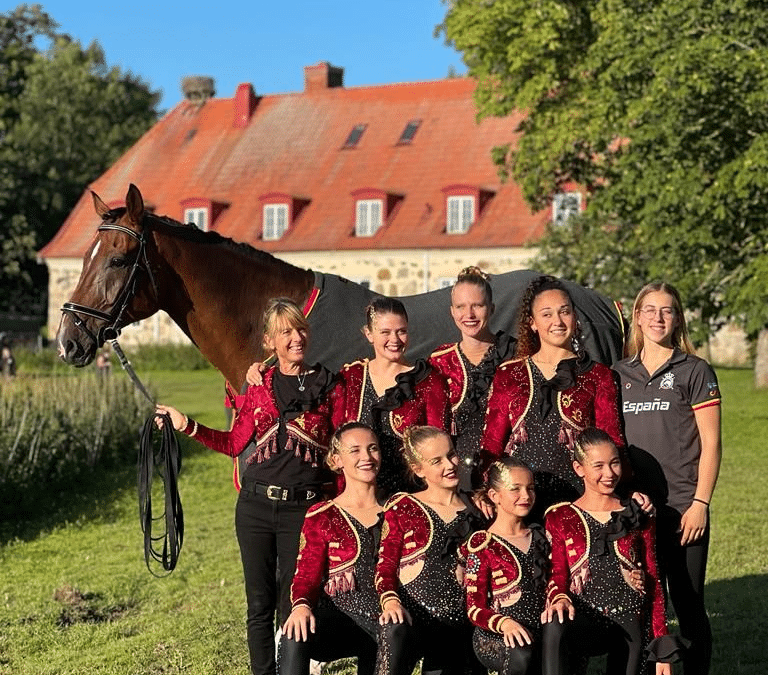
[57,184,625,389]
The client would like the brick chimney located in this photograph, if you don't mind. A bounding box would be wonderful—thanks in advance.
[181,76,215,105]
[304,62,344,93]
[233,83,258,128]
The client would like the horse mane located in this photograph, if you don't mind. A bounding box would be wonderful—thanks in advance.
[103,206,285,266]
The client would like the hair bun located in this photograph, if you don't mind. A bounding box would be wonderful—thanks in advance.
[457,266,489,282]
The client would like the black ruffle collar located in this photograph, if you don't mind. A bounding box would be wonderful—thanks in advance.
[371,358,432,412]
[536,351,595,419]
[462,331,517,414]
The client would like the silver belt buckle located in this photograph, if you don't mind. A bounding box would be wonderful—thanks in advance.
[266,485,287,500]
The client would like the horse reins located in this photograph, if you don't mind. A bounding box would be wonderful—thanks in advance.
[60,220,183,575]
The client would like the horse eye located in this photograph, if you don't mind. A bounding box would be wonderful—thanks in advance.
[108,256,128,269]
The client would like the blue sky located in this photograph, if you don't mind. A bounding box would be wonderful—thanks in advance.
[31,0,465,112]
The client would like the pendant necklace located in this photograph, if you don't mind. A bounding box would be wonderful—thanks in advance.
[297,370,307,392]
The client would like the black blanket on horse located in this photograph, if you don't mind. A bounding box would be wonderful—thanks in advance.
[304,271,625,372]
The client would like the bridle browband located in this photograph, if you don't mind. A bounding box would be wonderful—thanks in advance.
[61,222,158,348]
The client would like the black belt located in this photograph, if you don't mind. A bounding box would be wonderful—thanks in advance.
[243,482,320,502]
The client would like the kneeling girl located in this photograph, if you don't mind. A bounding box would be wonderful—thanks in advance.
[461,457,549,675]
[280,423,384,675]
[375,426,487,675]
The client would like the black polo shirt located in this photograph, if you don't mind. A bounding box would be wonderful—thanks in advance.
[613,349,721,514]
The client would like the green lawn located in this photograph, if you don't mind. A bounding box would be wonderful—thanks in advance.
[0,368,765,674]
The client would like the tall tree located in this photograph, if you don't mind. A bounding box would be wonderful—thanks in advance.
[440,0,768,381]
[0,4,160,315]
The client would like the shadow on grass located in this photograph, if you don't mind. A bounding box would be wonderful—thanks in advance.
[707,574,767,675]
[0,434,208,545]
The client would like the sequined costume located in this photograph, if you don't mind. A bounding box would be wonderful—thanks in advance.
[543,501,675,675]
[337,359,450,496]
[375,493,486,675]
[461,526,549,675]
[280,500,382,675]
[429,333,516,490]
[483,356,624,519]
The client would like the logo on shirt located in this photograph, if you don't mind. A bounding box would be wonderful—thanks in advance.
[625,382,631,389]
[623,399,671,415]
[708,381,720,397]
[659,373,675,390]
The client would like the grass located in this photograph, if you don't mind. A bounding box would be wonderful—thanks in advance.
[0,368,765,674]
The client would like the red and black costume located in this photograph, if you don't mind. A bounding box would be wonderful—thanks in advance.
[429,332,515,490]
[543,501,678,675]
[483,355,624,520]
[461,526,549,675]
[183,364,342,675]
[375,493,486,675]
[280,500,382,675]
[337,359,450,496]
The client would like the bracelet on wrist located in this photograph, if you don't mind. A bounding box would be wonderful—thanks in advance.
[693,498,710,507]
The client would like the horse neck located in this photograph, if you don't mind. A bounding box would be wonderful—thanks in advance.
[150,223,314,388]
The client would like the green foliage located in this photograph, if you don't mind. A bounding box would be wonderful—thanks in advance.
[0,369,764,674]
[0,4,161,315]
[440,0,768,339]
[0,373,151,516]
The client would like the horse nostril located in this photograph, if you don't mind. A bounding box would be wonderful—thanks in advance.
[63,340,82,361]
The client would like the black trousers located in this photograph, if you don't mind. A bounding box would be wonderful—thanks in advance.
[472,627,538,675]
[235,489,315,675]
[279,602,378,675]
[541,612,644,675]
[657,506,711,675]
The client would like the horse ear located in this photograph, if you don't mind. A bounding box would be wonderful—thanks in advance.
[125,184,145,224]
[92,191,110,219]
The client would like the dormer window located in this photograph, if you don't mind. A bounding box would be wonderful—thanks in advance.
[552,191,582,226]
[184,207,208,230]
[181,198,228,231]
[263,204,288,240]
[441,185,494,235]
[397,119,421,145]
[351,188,403,237]
[447,196,474,234]
[343,124,367,148]
[258,192,310,240]
[356,199,382,237]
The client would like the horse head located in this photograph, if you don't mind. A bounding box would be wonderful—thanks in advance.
[57,184,160,366]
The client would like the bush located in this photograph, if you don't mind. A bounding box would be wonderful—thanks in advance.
[0,373,152,516]
[12,343,214,375]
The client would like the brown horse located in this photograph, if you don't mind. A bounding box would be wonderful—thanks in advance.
[57,185,625,389]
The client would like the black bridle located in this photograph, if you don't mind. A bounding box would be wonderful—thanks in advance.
[61,222,158,348]
[61,219,183,574]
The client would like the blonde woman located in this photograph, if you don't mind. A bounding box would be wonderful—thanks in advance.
[156,298,343,675]
[613,282,721,675]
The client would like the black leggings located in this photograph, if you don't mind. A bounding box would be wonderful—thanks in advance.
[279,602,378,675]
[541,613,644,675]
[657,507,711,675]
[377,619,478,675]
[471,627,537,675]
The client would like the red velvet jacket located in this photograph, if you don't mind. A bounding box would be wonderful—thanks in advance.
[483,357,624,461]
[460,530,543,633]
[184,366,344,490]
[290,501,373,610]
[429,343,470,415]
[374,493,448,609]
[544,503,668,640]
[337,359,450,435]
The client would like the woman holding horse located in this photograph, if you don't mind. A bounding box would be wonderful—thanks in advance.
[280,422,384,675]
[613,282,721,675]
[429,267,516,491]
[482,275,625,522]
[156,297,343,675]
[337,297,451,497]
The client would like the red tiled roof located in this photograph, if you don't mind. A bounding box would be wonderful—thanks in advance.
[40,72,548,259]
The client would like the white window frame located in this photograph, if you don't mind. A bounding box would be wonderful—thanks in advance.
[355,199,383,237]
[263,203,289,241]
[552,192,582,226]
[446,195,475,234]
[184,207,208,231]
